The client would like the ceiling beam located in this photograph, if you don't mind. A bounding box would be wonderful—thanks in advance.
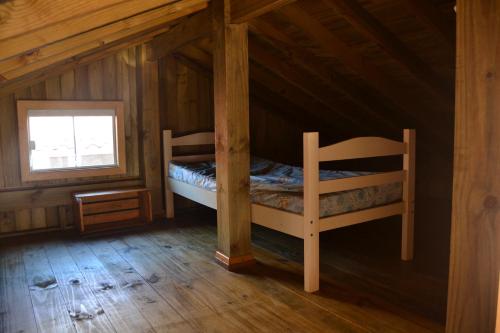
[149,9,211,60]
[0,0,207,82]
[322,0,452,102]
[231,0,296,23]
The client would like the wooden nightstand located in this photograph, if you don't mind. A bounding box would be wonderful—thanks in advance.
[73,188,152,235]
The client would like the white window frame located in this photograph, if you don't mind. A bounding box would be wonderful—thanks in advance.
[17,100,127,182]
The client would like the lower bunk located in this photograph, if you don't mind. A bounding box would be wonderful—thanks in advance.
[163,129,416,292]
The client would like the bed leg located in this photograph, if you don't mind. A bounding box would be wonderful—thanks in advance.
[304,229,320,292]
[303,132,320,292]
[163,130,175,220]
[402,129,415,261]
[166,189,175,219]
[401,212,414,260]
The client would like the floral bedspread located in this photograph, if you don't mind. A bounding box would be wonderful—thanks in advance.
[169,157,402,218]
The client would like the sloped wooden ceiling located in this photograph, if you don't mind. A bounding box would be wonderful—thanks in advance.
[0,0,209,94]
[157,0,456,147]
[0,0,456,147]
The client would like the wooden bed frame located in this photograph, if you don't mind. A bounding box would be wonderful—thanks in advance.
[163,129,416,292]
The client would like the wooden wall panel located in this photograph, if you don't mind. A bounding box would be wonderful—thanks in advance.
[159,55,303,158]
[0,45,154,235]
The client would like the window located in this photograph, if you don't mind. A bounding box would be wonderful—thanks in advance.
[17,101,126,182]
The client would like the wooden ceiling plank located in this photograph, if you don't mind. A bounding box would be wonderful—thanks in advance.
[250,17,401,133]
[0,0,208,81]
[0,0,127,40]
[279,4,452,139]
[0,0,207,62]
[0,26,170,98]
[231,0,297,23]
[176,44,348,135]
[405,0,455,48]
[149,9,211,60]
[248,37,374,131]
[322,0,452,102]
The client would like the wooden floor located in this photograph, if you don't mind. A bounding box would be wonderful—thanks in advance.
[0,208,446,333]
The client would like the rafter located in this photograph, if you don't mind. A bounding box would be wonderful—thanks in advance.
[149,10,211,60]
[322,0,452,102]
[231,0,296,23]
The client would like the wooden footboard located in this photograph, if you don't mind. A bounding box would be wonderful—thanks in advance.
[302,129,415,292]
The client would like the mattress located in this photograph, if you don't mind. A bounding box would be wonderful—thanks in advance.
[169,157,402,218]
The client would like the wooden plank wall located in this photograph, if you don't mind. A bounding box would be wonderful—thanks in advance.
[0,45,158,235]
[158,55,303,160]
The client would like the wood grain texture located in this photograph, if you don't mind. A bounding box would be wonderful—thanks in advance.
[0,46,146,235]
[212,0,253,260]
[150,10,211,60]
[402,129,416,261]
[0,0,208,82]
[279,4,450,144]
[0,219,445,332]
[0,0,179,61]
[446,1,500,332]
[303,132,320,292]
[322,0,450,102]
[139,44,163,216]
[231,0,296,23]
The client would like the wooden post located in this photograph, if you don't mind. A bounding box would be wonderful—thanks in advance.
[303,132,320,292]
[447,1,500,332]
[212,0,254,269]
[402,129,415,260]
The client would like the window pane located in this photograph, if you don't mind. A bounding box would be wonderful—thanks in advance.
[29,116,76,170]
[74,116,116,167]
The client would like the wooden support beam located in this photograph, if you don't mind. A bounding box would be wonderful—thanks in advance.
[446,1,500,332]
[149,9,211,60]
[231,0,296,23]
[322,0,452,102]
[405,0,455,48]
[212,0,254,269]
[0,0,208,82]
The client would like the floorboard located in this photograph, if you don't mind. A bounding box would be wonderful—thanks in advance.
[0,208,446,333]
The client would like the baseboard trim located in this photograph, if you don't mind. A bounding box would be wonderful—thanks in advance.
[215,251,256,271]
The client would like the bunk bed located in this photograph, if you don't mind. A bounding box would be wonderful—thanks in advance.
[163,129,416,292]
